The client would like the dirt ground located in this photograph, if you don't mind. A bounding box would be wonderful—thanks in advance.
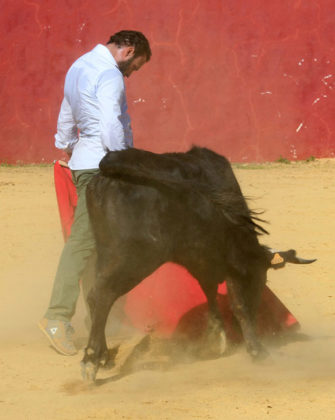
[1,159,335,420]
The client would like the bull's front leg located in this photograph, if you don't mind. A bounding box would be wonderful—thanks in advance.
[207,301,228,357]
[226,275,268,360]
[200,282,228,357]
[81,286,117,382]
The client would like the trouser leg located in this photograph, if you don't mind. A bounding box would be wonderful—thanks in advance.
[45,169,99,322]
[81,250,97,329]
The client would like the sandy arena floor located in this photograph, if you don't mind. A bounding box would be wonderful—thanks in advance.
[1,159,335,419]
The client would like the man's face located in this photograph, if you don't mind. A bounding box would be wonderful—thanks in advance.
[118,54,147,78]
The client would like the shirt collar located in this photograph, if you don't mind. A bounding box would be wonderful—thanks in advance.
[93,44,118,68]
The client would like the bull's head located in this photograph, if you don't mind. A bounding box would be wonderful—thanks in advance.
[268,249,316,269]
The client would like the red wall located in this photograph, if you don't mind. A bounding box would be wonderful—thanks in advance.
[1,0,334,163]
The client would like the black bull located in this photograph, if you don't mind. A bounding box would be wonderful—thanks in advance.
[81,146,315,381]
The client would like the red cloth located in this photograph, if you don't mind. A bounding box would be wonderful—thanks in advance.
[54,162,299,339]
[54,161,77,241]
[125,263,299,339]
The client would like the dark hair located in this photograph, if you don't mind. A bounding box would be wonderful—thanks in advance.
[107,30,152,61]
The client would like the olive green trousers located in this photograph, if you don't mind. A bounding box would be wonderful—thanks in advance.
[45,168,99,322]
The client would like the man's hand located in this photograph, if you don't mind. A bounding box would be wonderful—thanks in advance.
[58,160,69,168]
[64,147,72,158]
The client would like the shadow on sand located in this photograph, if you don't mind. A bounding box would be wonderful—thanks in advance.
[91,328,316,387]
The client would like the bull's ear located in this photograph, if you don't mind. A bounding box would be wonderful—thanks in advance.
[270,252,286,269]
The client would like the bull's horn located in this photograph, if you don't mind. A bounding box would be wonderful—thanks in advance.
[294,256,317,264]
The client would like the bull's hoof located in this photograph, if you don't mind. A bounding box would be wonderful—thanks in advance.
[249,344,269,361]
[218,330,227,355]
[199,329,228,359]
[80,361,99,383]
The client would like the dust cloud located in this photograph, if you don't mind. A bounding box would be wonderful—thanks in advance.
[1,160,335,419]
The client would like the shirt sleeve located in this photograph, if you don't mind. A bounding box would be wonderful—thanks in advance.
[96,70,133,151]
[54,97,78,151]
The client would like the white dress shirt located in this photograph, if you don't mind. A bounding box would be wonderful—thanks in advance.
[55,44,133,170]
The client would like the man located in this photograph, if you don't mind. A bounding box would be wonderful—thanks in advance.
[39,30,151,355]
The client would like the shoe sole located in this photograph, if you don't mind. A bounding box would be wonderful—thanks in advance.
[38,321,77,356]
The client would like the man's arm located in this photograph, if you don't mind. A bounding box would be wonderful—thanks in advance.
[96,70,133,152]
[54,97,78,155]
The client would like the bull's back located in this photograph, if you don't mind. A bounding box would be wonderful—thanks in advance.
[86,172,221,261]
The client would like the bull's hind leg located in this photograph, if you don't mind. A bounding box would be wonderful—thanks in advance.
[81,282,118,382]
[225,273,268,360]
[81,249,162,382]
